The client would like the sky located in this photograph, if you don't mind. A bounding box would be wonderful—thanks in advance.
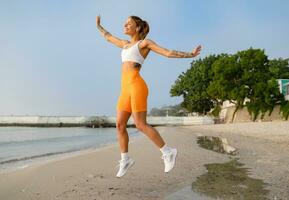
[0,0,289,116]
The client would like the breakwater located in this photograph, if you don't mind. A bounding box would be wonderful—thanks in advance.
[0,115,214,127]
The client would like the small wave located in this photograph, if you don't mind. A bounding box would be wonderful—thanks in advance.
[0,134,94,146]
[0,149,82,165]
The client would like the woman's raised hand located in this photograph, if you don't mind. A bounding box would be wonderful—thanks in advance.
[191,45,202,57]
[96,15,101,27]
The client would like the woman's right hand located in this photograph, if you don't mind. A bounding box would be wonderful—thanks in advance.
[96,15,101,27]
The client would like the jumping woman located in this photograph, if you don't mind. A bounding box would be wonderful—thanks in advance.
[96,15,201,177]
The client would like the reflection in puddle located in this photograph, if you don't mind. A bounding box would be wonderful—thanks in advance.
[192,159,269,200]
[167,136,269,200]
[165,185,215,200]
[197,136,237,155]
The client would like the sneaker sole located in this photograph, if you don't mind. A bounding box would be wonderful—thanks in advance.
[116,160,135,177]
[165,149,178,173]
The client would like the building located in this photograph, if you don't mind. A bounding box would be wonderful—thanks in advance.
[217,79,289,122]
[284,82,289,100]
[277,79,289,101]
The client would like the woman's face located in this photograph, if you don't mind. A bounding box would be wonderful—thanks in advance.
[123,17,138,36]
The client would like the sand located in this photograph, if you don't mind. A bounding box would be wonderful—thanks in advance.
[0,121,288,200]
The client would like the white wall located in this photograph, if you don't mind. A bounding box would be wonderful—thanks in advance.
[0,115,215,126]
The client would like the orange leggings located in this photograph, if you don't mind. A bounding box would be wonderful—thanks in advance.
[116,69,149,113]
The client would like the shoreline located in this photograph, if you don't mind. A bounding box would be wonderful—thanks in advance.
[0,122,288,199]
[0,132,144,175]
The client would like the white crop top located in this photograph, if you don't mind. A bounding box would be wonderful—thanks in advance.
[121,40,145,65]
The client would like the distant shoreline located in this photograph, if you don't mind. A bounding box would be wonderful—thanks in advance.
[0,115,215,127]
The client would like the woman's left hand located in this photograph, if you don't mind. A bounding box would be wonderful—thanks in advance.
[191,45,202,57]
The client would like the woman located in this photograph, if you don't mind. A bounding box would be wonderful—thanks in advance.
[96,15,201,178]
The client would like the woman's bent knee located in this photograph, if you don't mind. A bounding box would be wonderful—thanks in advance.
[135,122,147,132]
[116,122,127,132]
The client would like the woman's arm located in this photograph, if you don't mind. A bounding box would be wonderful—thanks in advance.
[96,15,129,48]
[144,39,201,58]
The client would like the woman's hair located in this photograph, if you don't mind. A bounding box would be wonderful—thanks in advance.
[129,15,149,40]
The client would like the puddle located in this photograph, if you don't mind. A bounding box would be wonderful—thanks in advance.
[191,158,269,200]
[165,185,215,200]
[197,136,237,155]
[166,159,269,200]
[166,136,269,199]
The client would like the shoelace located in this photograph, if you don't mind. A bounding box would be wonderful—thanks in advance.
[161,152,172,161]
[115,159,127,169]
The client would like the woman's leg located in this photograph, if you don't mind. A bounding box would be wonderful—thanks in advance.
[116,110,131,153]
[115,109,136,177]
[129,76,177,172]
[132,110,178,173]
[130,76,166,147]
[131,111,165,148]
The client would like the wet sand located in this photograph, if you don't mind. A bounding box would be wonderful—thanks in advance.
[0,121,288,200]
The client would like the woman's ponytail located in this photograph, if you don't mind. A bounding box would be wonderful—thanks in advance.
[130,16,150,39]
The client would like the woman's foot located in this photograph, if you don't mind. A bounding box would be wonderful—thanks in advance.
[161,148,178,172]
[116,157,135,177]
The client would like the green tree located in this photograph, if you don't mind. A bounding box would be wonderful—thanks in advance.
[268,58,289,120]
[208,48,284,121]
[269,58,289,79]
[170,48,289,121]
[207,53,247,120]
[170,55,223,115]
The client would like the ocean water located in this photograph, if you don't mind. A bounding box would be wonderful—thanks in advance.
[0,126,140,172]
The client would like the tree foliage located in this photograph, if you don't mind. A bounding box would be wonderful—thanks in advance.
[170,48,289,121]
[170,55,223,115]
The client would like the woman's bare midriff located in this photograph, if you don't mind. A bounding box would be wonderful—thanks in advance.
[121,61,141,72]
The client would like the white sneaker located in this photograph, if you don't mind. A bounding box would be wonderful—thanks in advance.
[161,148,178,173]
[115,157,135,177]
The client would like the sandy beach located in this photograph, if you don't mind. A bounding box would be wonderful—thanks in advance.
[0,121,289,200]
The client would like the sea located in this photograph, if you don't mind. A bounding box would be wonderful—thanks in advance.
[0,126,140,173]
